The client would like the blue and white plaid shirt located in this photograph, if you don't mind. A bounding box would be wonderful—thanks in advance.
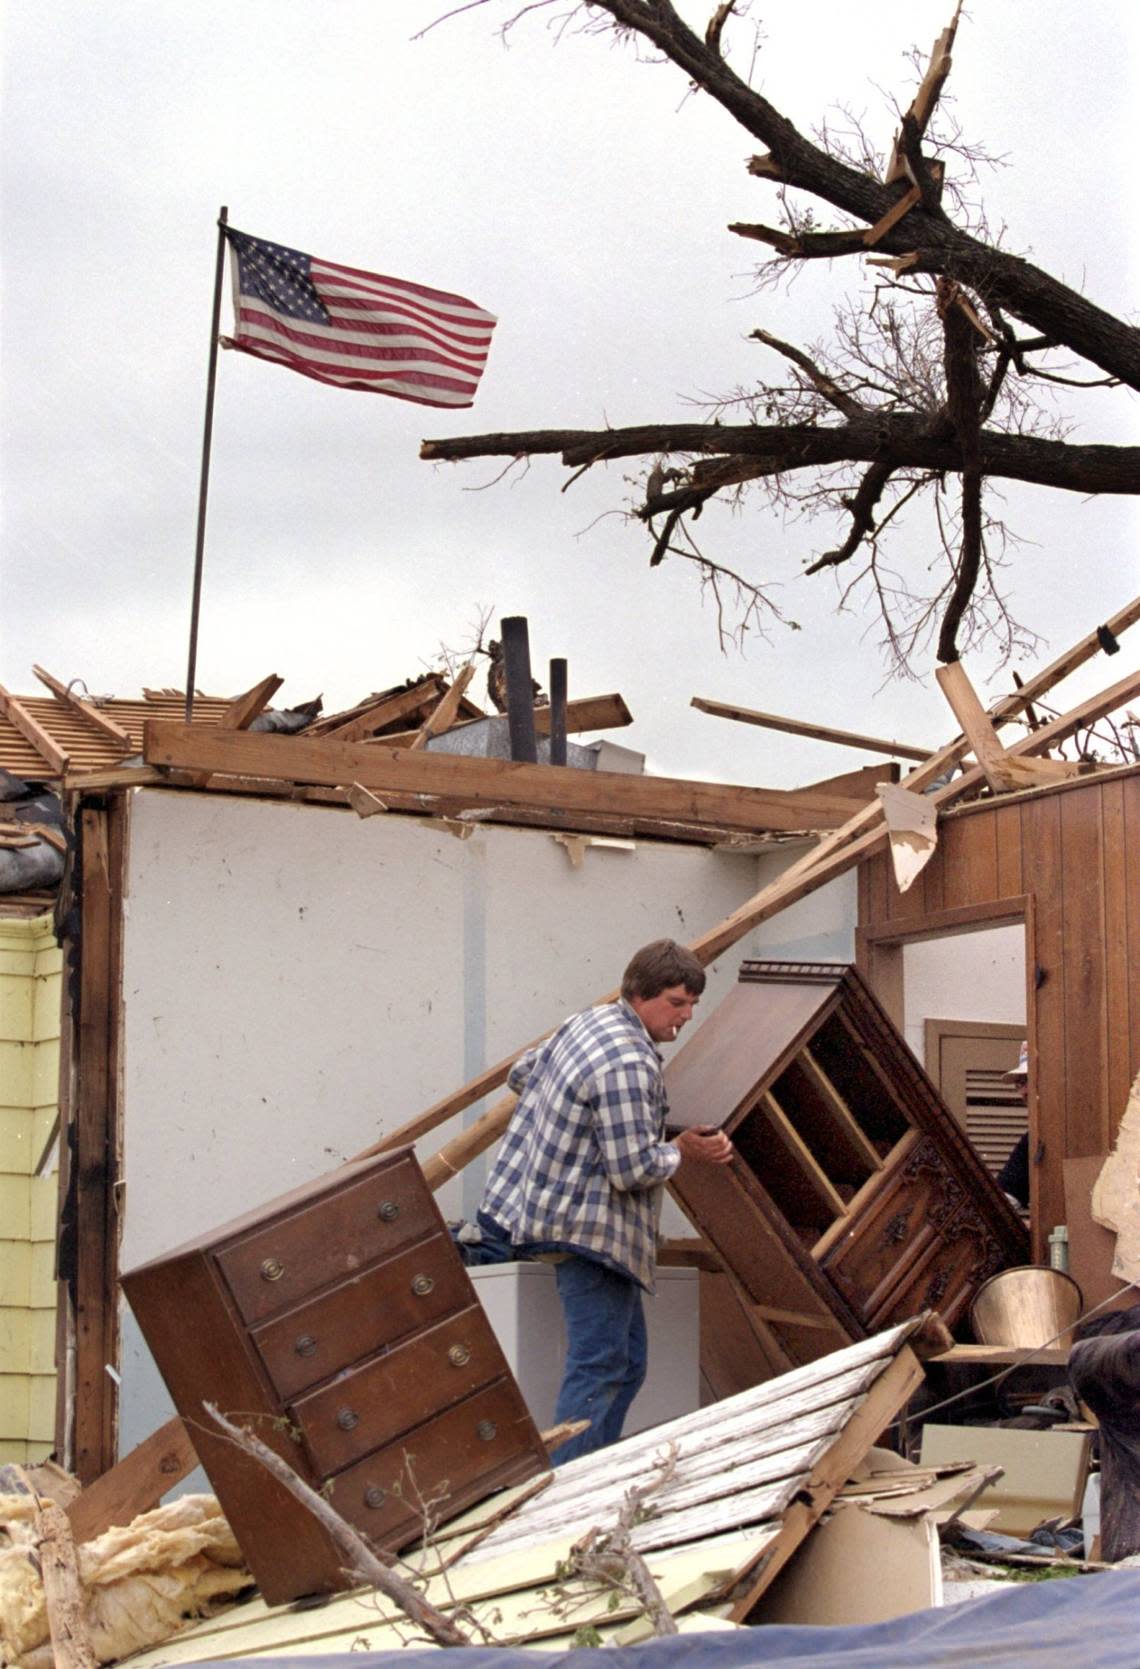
[478,999,681,1292]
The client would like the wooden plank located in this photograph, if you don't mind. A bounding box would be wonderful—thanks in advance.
[936,661,1024,791]
[797,763,900,799]
[799,1048,885,1172]
[309,678,445,741]
[937,806,998,912]
[217,673,283,729]
[931,1343,1070,1366]
[33,664,134,749]
[61,764,166,789]
[1059,786,1110,1156]
[1099,781,1133,1134]
[407,660,476,751]
[994,800,1024,897]
[760,1089,848,1218]
[67,1415,197,1544]
[0,679,70,774]
[1122,776,1140,1139]
[1021,793,1066,1243]
[70,798,123,1483]
[34,1491,97,1667]
[691,695,932,761]
[383,692,635,747]
[141,721,875,836]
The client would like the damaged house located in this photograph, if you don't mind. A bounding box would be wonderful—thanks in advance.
[0,596,1138,1660]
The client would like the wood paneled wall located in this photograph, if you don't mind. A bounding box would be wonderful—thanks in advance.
[857,767,1140,1250]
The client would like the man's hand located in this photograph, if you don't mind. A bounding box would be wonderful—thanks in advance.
[673,1125,734,1166]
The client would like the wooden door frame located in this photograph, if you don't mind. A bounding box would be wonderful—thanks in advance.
[856,894,1043,1255]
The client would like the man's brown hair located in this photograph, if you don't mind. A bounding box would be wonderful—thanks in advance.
[621,939,706,1001]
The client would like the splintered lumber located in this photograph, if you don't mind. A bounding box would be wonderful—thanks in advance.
[691,695,931,762]
[66,1416,198,1545]
[141,722,868,836]
[936,661,1024,790]
[408,660,476,750]
[34,1492,98,1668]
[0,680,70,774]
[308,678,447,741]
[377,692,635,747]
[33,665,134,750]
[217,673,283,729]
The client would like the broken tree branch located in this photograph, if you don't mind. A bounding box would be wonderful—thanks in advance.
[203,1403,471,1646]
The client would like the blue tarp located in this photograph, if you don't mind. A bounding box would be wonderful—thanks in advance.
[179,1569,1140,1669]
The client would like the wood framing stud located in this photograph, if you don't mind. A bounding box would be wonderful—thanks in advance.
[218,673,284,729]
[692,695,931,762]
[0,679,71,774]
[33,665,134,751]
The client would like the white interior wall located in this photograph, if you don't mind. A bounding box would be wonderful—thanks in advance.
[117,787,791,1455]
[749,846,858,965]
[902,925,1027,1065]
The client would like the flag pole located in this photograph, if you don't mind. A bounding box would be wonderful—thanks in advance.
[185,205,229,722]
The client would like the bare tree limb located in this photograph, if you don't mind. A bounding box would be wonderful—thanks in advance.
[203,1403,471,1646]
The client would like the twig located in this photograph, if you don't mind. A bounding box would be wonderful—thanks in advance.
[566,1445,680,1637]
[203,1402,471,1646]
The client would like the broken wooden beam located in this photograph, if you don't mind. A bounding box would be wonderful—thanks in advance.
[692,695,932,762]
[382,691,634,748]
[217,673,284,730]
[407,661,476,751]
[140,722,869,837]
[33,665,134,751]
[66,1415,198,1545]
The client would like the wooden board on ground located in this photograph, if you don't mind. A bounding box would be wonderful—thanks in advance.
[67,1416,198,1545]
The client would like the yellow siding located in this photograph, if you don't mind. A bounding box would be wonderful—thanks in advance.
[0,914,61,1461]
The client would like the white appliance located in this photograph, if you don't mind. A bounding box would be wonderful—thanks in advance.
[468,1261,700,1437]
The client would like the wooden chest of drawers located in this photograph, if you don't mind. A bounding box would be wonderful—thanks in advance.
[121,1148,549,1603]
[665,962,1028,1370]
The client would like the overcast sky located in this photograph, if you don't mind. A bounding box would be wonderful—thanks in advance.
[2,1,1136,785]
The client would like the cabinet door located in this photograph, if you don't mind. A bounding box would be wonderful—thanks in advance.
[867,1201,1007,1329]
[820,1134,964,1320]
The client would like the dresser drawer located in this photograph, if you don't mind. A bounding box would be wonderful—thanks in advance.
[325,1379,544,1549]
[215,1156,439,1324]
[292,1305,507,1474]
[251,1232,473,1399]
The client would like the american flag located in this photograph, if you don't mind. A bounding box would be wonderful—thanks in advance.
[222,228,497,408]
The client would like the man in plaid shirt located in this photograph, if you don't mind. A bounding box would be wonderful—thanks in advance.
[477,940,733,1464]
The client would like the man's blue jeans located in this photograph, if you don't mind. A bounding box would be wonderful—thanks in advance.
[552,1255,647,1467]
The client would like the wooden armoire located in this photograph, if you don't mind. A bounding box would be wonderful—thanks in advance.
[665,962,1028,1367]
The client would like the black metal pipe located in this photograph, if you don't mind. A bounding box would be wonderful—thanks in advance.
[548,658,568,766]
[500,616,538,763]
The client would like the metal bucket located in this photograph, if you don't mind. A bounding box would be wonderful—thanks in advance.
[970,1266,1084,1349]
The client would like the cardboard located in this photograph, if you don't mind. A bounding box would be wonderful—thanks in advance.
[919,1425,1091,1535]
[756,1506,941,1626]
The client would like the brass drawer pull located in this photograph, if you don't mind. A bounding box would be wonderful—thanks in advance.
[476,1419,497,1443]
[377,1199,400,1222]
[260,1257,284,1282]
[294,1335,317,1358]
[363,1485,386,1509]
[447,1343,471,1367]
[411,1274,435,1297]
[336,1408,360,1431]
